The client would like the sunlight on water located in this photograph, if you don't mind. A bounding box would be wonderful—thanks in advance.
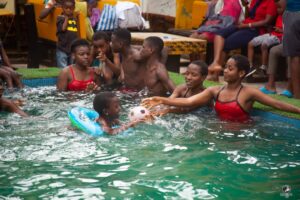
[0,87,300,199]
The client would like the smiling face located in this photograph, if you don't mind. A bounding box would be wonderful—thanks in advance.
[223,58,245,83]
[93,39,109,55]
[73,46,91,68]
[105,97,121,119]
[184,63,205,89]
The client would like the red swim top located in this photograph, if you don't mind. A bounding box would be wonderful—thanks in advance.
[214,86,250,122]
[67,66,94,91]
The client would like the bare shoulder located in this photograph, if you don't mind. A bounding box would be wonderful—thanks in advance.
[207,85,222,96]
[175,84,188,92]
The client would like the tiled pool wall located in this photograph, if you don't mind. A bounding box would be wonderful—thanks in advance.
[22,78,300,128]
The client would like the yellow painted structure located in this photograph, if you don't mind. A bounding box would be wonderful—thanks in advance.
[26,0,140,42]
[175,0,208,29]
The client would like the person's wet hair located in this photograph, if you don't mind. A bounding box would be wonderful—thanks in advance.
[63,0,75,6]
[71,39,90,53]
[92,31,110,43]
[230,54,250,75]
[112,29,131,46]
[93,92,116,115]
[191,60,208,76]
[145,36,164,54]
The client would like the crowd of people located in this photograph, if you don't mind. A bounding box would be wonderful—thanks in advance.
[1,0,300,134]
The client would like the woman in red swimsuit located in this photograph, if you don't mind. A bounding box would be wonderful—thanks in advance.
[142,55,300,122]
[57,39,100,92]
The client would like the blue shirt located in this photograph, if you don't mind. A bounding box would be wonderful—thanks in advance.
[287,0,300,12]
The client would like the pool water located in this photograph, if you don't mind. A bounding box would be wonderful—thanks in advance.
[0,87,300,199]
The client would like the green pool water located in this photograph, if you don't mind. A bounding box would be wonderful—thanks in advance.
[0,87,299,199]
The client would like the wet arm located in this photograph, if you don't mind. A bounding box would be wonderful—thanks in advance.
[252,89,300,114]
[105,53,121,76]
[3,99,28,117]
[56,69,68,91]
[157,67,176,93]
[155,88,214,107]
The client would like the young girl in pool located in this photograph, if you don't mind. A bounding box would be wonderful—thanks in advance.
[57,39,100,92]
[93,92,145,135]
[143,55,300,122]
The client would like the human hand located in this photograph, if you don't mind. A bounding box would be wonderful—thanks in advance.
[273,27,283,33]
[86,82,100,92]
[96,51,107,62]
[141,97,163,109]
[237,23,248,29]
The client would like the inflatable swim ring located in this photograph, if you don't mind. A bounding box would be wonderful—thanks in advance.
[68,107,104,136]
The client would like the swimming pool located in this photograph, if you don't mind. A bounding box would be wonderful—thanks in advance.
[1,87,299,199]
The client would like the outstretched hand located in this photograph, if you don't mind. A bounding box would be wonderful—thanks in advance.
[141,97,163,109]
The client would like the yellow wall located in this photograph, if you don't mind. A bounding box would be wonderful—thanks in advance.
[175,0,208,29]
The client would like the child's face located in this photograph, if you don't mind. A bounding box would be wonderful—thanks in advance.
[140,41,152,59]
[62,1,75,17]
[93,39,109,55]
[184,63,204,89]
[106,97,121,119]
[276,0,286,15]
[73,46,91,67]
[223,58,244,82]
[111,35,122,53]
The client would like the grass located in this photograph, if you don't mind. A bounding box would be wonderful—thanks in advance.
[169,72,300,120]
[17,68,300,120]
[17,68,60,79]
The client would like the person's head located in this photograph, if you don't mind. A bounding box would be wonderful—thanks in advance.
[224,55,250,83]
[92,31,110,55]
[62,0,75,17]
[71,39,91,67]
[0,79,4,98]
[93,92,121,119]
[111,29,131,53]
[185,60,208,89]
[140,36,164,59]
[275,0,286,15]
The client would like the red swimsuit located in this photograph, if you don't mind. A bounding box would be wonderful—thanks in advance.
[214,86,250,122]
[67,66,94,91]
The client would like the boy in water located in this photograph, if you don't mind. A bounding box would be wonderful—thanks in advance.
[0,80,28,117]
[93,92,145,135]
[56,0,78,68]
[91,31,121,85]
[140,36,175,96]
[111,29,146,91]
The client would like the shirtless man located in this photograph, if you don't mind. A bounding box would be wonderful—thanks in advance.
[140,36,175,96]
[111,29,145,91]
[0,80,28,117]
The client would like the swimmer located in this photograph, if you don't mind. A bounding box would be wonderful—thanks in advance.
[93,92,148,135]
[143,55,300,122]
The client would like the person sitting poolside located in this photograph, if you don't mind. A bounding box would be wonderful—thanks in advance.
[57,39,100,92]
[91,31,121,85]
[139,36,175,96]
[142,55,300,123]
[0,80,28,117]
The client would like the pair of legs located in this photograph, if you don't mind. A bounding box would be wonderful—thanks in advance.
[248,33,280,69]
[261,44,292,96]
[283,11,300,99]
[209,25,258,81]
[0,66,23,89]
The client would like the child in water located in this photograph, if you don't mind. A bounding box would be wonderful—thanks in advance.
[93,92,147,135]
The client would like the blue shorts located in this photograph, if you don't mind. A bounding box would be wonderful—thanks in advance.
[215,25,259,51]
